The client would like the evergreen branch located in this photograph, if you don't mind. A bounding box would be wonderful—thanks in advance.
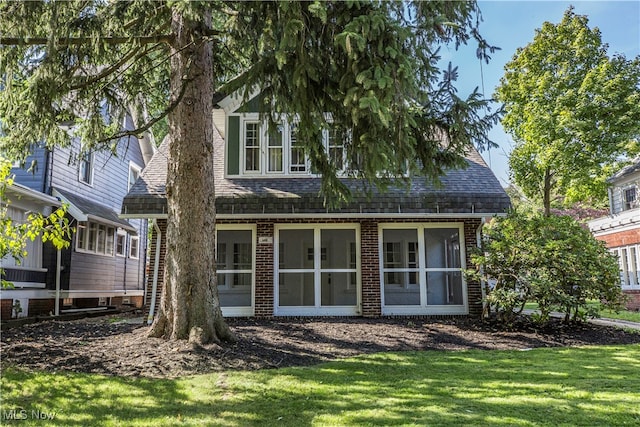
[0,35,174,46]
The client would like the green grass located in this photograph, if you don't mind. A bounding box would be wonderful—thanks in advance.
[2,345,640,426]
[524,301,640,323]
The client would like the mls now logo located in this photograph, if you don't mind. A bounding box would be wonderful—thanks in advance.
[3,409,56,420]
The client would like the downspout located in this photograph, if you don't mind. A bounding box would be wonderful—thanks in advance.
[54,248,61,316]
[476,217,487,318]
[147,219,162,325]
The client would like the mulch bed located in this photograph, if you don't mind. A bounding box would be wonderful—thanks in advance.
[2,314,639,378]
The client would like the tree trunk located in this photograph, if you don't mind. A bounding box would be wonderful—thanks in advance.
[149,8,235,345]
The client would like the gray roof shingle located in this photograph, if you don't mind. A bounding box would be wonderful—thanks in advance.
[122,129,510,217]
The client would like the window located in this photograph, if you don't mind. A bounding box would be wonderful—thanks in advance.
[216,227,254,310]
[276,225,359,315]
[624,187,637,210]
[128,163,141,190]
[267,124,284,172]
[244,122,261,173]
[327,126,345,171]
[76,221,115,256]
[79,151,93,184]
[289,124,306,173]
[129,236,139,259]
[613,245,640,289]
[380,224,466,314]
[115,232,127,257]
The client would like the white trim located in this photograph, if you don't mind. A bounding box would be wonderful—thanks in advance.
[378,222,468,315]
[115,231,127,257]
[217,87,261,114]
[128,161,142,191]
[274,223,360,316]
[78,151,94,186]
[129,235,140,259]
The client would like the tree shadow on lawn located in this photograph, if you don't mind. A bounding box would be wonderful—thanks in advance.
[2,345,639,426]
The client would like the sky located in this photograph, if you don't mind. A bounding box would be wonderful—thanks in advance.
[441,0,640,186]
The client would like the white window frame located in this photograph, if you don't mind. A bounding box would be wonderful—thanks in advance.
[128,161,142,191]
[75,221,115,257]
[613,245,640,290]
[623,186,638,211]
[78,151,94,186]
[379,223,468,315]
[115,231,127,257]
[129,236,139,259]
[242,120,262,174]
[216,224,255,317]
[274,223,360,316]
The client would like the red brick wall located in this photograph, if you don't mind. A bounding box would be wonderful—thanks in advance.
[0,299,12,320]
[144,219,167,318]
[255,221,275,317]
[624,290,640,311]
[595,228,640,248]
[28,298,56,317]
[361,220,381,316]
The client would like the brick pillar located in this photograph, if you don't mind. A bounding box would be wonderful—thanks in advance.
[255,221,274,317]
[361,220,381,317]
[144,219,167,319]
[464,219,483,317]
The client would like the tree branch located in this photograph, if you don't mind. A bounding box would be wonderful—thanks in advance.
[0,35,174,46]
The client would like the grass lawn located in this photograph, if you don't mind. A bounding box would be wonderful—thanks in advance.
[524,301,640,323]
[2,345,640,426]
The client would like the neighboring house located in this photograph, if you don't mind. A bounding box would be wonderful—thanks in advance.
[121,93,510,320]
[589,159,640,310]
[0,117,154,319]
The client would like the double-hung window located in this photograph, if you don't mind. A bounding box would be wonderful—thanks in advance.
[289,124,306,173]
[624,187,637,211]
[244,122,261,173]
[267,124,284,172]
[79,151,93,185]
[327,126,346,172]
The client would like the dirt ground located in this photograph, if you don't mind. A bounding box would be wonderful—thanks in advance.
[2,314,640,379]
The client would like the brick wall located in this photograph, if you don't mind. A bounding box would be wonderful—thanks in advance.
[255,221,275,317]
[624,290,640,311]
[595,228,640,248]
[143,219,167,318]
[360,220,381,316]
[28,298,56,316]
[0,299,12,320]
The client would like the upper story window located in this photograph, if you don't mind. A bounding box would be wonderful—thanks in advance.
[128,162,141,190]
[235,116,347,177]
[79,151,93,185]
[624,187,637,211]
[244,122,261,173]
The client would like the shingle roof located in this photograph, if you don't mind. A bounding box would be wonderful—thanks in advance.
[607,157,640,183]
[122,129,510,217]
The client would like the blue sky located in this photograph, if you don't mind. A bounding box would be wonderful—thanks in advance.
[442,0,640,186]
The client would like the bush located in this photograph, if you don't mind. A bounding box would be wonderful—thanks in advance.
[469,210,624,324]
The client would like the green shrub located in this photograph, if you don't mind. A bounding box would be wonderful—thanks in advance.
[469,210,624,324]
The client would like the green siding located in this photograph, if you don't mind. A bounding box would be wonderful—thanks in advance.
[227,116,240,175]
[236,94,265,113]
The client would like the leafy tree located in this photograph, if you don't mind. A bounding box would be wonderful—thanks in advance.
[1,159,72,288]
[495,7,640,215]
[0,1,500,344]
[469,210,624,324]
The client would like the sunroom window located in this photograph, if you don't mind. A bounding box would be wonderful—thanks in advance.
[381,224,466,314]
[76,221,115,256]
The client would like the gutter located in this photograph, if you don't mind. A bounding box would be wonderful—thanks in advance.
[147,219,162,325]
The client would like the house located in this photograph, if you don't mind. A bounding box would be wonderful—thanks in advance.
[0,117,153,319]
[121,94,510,320]
[589,159,640,310]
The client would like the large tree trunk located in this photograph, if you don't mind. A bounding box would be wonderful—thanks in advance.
[149,8,235,345]
[543,167,552,217]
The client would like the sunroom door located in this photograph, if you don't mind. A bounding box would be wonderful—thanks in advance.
[216,226,255,317]
[275,225,360,316]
